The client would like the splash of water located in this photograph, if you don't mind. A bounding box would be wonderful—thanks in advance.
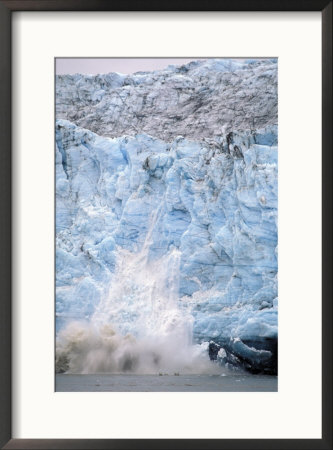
[56,207,220,374]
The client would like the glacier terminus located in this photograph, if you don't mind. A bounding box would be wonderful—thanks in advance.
[55,58,278,378]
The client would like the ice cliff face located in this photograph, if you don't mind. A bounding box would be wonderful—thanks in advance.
[56,59,278,374]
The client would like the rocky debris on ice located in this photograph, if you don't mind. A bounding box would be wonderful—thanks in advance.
[56,58,277,142]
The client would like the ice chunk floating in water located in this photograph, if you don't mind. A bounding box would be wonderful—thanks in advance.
[56,58,278,375]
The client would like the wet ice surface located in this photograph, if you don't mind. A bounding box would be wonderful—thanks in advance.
[56,373,277,392]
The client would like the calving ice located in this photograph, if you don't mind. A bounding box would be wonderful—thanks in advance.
[55,58,278,385]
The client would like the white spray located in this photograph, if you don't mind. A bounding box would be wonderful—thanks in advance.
[56,205,220,374]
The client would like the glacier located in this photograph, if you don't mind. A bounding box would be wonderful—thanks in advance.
[55,59,278,375]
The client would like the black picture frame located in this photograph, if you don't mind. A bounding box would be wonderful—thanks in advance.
[0,1,332,449]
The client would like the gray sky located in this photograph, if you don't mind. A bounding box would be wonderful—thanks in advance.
[56,58,207,75]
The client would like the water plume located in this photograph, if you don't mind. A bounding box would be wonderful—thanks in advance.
[55,321,219,374]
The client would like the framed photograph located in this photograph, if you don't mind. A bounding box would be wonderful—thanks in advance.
[0,1,331,449]
[55,55,279,393]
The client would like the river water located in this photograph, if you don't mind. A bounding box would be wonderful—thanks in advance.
[56,373,277,392]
